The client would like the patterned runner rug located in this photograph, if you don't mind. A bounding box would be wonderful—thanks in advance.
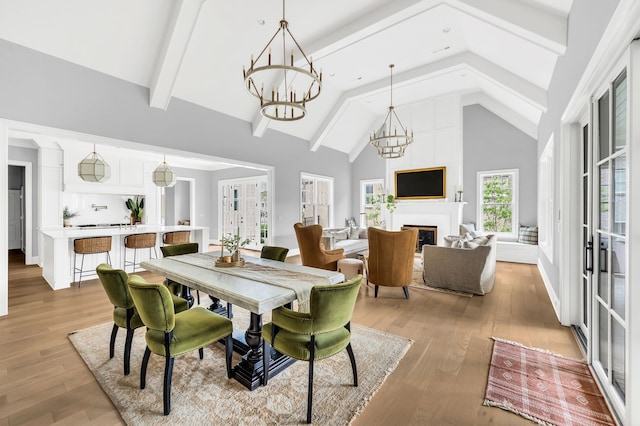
[69,311,412,425]
[484,338,616,426]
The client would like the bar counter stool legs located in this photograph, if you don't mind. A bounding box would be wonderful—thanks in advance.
[73,236,113,286]
[123,233,158,273]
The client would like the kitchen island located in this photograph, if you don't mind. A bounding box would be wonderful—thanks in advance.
[40,225,209,290]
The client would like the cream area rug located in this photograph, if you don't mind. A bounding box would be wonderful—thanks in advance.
[69,314,412,425]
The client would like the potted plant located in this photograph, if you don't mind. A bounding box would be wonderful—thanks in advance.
[221,233,251,262]
[62,206,78,227]
[125,196,144,224]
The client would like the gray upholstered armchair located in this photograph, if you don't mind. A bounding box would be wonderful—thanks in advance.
[421,234,497,295]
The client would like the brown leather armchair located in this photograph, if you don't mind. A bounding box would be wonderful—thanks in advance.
[294,222,345,270]
[366,227,418,299]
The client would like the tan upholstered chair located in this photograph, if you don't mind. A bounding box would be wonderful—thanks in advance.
[293,222,345,271]
[366,227,418,299]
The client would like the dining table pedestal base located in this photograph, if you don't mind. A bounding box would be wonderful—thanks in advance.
[232,312,296,390]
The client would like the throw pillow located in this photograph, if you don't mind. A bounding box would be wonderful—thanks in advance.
[459,223,476,235]
[470,229,485,238]
[444,236,461,247]
[462,240,479,249]
[518,225,538,245]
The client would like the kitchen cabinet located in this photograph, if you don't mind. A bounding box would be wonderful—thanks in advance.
[61,144,150,194]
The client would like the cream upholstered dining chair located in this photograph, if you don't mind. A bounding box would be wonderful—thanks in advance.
[293,222,344,270]
[366,227,418,299]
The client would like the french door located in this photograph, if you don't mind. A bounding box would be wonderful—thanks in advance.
[580,67,628,418]
[219,177,268,250]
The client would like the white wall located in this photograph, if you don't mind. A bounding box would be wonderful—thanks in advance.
[386,94,463,198]
[1,122,8,316]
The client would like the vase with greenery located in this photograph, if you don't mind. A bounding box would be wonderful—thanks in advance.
[221,233,251,261]
[125,196,144,224]
[62,206,78,227]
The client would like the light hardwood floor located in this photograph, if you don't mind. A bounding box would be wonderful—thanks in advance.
[0,250,582,425]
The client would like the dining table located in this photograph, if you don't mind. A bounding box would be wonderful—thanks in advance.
[141,251,344,390]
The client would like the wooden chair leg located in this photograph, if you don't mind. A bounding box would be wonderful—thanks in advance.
[307,336,316,424]
[140,347,151,389]
[403,286,410,299]
[124,328,134,375]
[109,324,118,359]
[374,285,379,298]
[163,355,174,415]
[346,342,358,386]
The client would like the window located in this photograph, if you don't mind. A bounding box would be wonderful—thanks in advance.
[360,179,385,227]
[476,169,519,238]
[301,173,333,228]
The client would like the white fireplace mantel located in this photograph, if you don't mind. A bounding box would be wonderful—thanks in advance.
[390,201,465,246]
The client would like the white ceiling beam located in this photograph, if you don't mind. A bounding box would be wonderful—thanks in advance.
[449,0,567,55]
[254,0,442,138]
[462,91,538,139]
[149,0,206,110]
[311,51,546,152]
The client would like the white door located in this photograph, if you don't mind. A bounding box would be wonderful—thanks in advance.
[8,189,22,250]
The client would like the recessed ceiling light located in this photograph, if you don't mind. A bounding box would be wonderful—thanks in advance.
[257,19,265,25]
[432,46,451,55]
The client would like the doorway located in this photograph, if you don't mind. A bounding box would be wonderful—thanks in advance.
[7,161,34,264]
[578,66,628,418]
[163,178,195,226]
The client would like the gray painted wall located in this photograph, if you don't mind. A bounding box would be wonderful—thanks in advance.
[462,104,538,230]
[8,145,39,256]
[0,39,351,249]
[350,143,386,227]
[536,0,619,295]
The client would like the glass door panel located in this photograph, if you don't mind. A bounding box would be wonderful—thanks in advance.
[592,69,627,410]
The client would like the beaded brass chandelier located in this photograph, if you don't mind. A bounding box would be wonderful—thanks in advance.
[243,0,322,121]
[370,64,414,159]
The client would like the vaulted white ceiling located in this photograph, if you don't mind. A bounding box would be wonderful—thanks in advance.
[0,0,572,160]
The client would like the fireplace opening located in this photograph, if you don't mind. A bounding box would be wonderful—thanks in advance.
[401,225,437,252]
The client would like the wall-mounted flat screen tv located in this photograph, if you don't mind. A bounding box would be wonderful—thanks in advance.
[394,167,446,200]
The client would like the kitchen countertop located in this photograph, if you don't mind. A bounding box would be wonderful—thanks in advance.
[40,224,207,239]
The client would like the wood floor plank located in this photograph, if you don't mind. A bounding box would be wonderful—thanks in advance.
[1,250,582,425]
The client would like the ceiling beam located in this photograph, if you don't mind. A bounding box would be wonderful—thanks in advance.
[450,0,567,55]
[149,0,206,110]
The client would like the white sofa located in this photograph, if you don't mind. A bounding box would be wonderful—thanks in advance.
[322,227,368,257]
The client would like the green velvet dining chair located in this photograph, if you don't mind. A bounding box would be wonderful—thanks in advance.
[160,242,200,306]
[262,274,362,424]
[260,245,289,262]
[127,274,234,416]
[95,263,189,375]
